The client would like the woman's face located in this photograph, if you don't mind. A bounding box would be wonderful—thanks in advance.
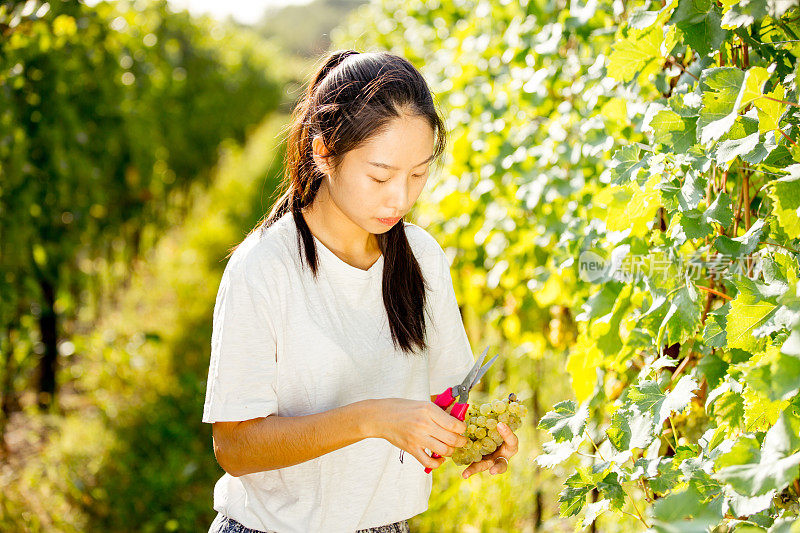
[312,114,435,234]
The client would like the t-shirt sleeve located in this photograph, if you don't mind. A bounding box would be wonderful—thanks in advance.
[202,254,279,423]
[426,247,476,395]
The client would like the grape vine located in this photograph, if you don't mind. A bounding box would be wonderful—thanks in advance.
[337,0,800,529]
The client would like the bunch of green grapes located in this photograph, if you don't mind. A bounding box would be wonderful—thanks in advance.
[451,393,527,466]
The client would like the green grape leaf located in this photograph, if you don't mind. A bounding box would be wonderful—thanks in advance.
[702,301,729,348]
[713,217,765,257]
[559,467,609,517]
[726,276,780,351]
[671,0,728,56]
[647,458,684,495]
[608,144,649,184]
[709,390,745,429]
[745,346,800,401]
[538,400,589,442]
[608,24,677,83]
[576,282,624,322]
[720,0,767,29]
[768,172,800,239]
[655,282,704,347]
[558,483,591,517]
[697,352,729,390]
[651,109,698,153]
[596,472,626,510]
[607,404,656,451]
[679,170,705,211]
[715,409,800,496]
[715,130,760,165]
[754,83,787,134]
[651,484,722,527]
[724,486,775,516]
[704,191,734,230]
[536,436,583,468]
[697,67,758,145]
[678,211,713,240]
[581,498,610,527]
[627,375,699,429]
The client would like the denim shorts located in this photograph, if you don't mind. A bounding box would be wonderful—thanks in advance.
[208,512,411,533]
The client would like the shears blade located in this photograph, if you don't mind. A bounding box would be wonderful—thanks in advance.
[458,346,489,392]
[456,346,500,403]
[468,352,499,391]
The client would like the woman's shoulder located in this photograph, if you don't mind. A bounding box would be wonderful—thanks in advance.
[225,214,295,287]
[402,221,449,278]
[403,221,445,256]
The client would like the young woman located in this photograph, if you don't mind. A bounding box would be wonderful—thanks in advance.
[202,49,519,533]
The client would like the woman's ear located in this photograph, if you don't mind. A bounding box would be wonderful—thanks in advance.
[311,135,333,176]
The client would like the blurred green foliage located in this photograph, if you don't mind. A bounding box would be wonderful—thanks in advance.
[0,111,288,530]
[0,0,285,421]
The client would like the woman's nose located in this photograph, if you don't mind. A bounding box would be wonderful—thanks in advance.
[386,178,409,211]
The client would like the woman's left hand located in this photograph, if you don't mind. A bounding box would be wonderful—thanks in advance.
[461,422,519,479]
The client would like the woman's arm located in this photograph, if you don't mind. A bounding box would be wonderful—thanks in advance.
[212,399,379,477]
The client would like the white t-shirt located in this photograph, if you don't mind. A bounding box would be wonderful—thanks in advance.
[201,211,475,533]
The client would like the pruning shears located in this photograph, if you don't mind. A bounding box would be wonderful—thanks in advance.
[398,346,500,473]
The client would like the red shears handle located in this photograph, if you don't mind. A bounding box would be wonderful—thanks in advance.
[424,388,469,473]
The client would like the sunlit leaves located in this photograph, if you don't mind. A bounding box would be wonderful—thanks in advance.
[335,0,800,528]
[768,173,800,238]
[538,400,589,442]
[670,0,728,56]
[565,330,604,403]
[650,109,698,153]
[715,409,800,495]
[608,24,677,83]
[726,275,781,351]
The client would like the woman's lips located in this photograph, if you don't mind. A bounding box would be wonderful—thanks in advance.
[377,217,401,225]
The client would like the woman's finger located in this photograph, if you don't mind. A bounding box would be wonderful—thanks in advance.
[496,422,519,454]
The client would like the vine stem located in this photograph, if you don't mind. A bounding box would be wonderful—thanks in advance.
[733,179,744,236]
[668,416,680,451]
[584,432,651,528]
[743,169,752,231]
[778,128,799,147]
[620,483,651,529]
[696,285,733,301]
[762,95,800,107]
[759,241,800,254]
[671,337,695,384]
[667,56,699,81]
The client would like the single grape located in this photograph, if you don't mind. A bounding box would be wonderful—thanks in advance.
[479,403,492,416]
[475,427,487,439]
[492,400,507,414]
[498,412,511,424]
[485,418,497,430]
[476,415,487,427]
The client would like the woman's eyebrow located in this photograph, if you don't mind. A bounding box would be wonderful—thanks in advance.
[367,154,434,170]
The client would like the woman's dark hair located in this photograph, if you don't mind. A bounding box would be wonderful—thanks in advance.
[231,49,448,356]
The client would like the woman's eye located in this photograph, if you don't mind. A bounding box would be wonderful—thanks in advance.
[371,177,388,183]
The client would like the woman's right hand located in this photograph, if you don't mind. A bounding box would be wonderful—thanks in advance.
[372,398,469,471]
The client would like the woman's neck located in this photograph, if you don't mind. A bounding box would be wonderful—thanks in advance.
[300,188,381,265]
